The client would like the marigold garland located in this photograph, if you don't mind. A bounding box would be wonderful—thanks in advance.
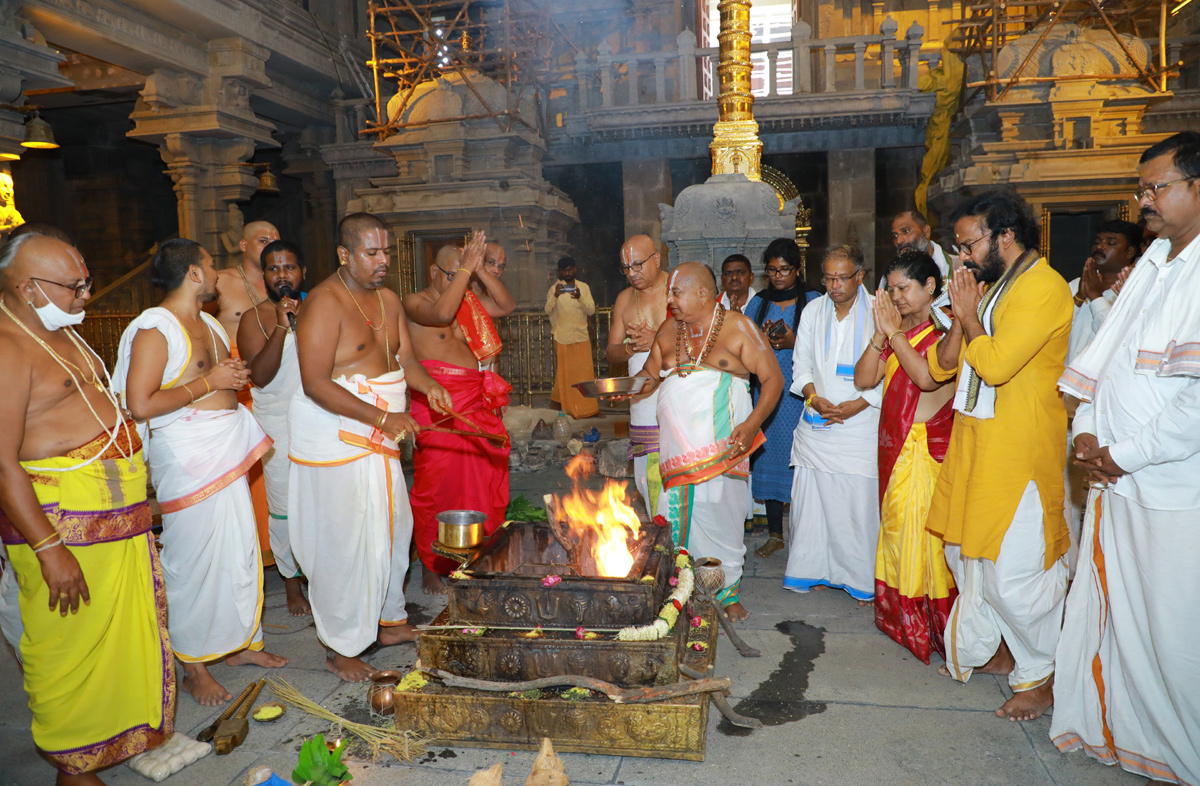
[616,550,694,641]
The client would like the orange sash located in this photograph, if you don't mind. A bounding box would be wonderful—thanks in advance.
[457,291,503,362]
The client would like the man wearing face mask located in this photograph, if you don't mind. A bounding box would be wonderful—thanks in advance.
[0,233,175,785]
[237,239,309,617]
[115,238,289,708]
[927,191,1072,723]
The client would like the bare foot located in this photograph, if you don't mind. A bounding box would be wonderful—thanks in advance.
[996,678,1053,722]
[326,652,376,682]
[284,577,311,616]
[225,648,289,668]
[58,771,106,786]
[180,662,232,707]
[939,664,952,678]
[724,602,750,622]
[976,639,1016,676]
[423,570,447,596]
[379,623,420,646]
[857,599,874,607]
[754,536,785,559]
[811,584,827,591]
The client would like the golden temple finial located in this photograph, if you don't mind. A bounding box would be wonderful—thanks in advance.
[710,0,762,181]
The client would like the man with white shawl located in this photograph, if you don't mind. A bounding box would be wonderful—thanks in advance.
[926,192,1072,723]
[290,213,452,682]
[237,239,309,616]
[629,262,781,622]
[116,238,288,707]
[606,234,670,517]
[1051,132,1200,786]
[785,246,882,604]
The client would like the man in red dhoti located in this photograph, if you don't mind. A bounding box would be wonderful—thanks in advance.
[404,234,514,594]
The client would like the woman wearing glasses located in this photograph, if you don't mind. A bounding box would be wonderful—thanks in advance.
[744,238,818,559]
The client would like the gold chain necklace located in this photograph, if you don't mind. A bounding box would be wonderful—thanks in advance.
[164,305,220,363]
[237,264,264,307]
[337,269,391,368]
[675,303,724,377]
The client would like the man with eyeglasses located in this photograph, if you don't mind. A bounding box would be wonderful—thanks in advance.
[718,254,756,313]
[925,191,1072,724]
[0,232,176,782]
[607,234,670,517]
[405,236,513,596]
[1053,132,1200,786]
[891,210,950,277]
[785,245,882,606]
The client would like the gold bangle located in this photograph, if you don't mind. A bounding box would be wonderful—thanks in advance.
[376,411,388,429]
[457,268,471,274]
[182,381,195,404]
[29,531,59,550]
[201,376,211,394]
[870,336,886,353]
[887,330,905,345]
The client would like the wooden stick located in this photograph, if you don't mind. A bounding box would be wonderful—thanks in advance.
[679,664,763,729]
[424,425,508,444]
[415,623,625,633]
[422,668,730,705]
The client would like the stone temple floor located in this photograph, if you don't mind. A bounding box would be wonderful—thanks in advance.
[0,456,1143,786]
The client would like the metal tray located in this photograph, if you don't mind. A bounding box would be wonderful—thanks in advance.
[573,376,650,398]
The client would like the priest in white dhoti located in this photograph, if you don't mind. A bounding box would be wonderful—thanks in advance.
[288,211,451,682]
[1052,133,1200,785]
[629,262,782,622]
[607,235,671,517]
[115,238,288,706]
[237,239,309,615]
[785,247,881,603]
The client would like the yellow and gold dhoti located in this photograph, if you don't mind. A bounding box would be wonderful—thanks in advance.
[0,426,174,773]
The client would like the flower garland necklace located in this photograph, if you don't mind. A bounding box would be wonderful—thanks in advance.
[675,303,724,377]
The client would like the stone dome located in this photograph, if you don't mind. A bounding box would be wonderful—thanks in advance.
[968,22,1154,98]
[386,68,538,127]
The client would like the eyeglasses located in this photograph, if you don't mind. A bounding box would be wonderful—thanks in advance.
[820,272,861,285]
[619,255,654,274]
[30,276,94,298]
[766,266,796,277]
[955,232,993,256]
[1135,176,1196,201]
[432,263,457,281]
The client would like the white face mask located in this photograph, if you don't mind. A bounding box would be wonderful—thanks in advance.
[30,281,86,331]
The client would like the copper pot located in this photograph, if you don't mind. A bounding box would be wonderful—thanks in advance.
[368,670,402,716]
[437,510,486,549]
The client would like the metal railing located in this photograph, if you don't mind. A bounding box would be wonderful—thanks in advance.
[77,308,615,406]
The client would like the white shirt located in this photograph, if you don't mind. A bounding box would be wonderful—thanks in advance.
[789,291,881,477]
[931,243,950,278]
[1066,277,1116,365]
[1073,241,1200,510]
[719,286,756,314]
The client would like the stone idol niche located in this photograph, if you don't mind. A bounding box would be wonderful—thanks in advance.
[395,455,720,760]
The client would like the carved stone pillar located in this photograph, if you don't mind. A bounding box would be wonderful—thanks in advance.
[128,38,277,264]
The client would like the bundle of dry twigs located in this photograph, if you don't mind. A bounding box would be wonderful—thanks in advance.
[266,677,426,763]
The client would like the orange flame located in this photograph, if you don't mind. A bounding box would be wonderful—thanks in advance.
[557,453,639,578]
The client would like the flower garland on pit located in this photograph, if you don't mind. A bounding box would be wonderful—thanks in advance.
[617,549,695,642]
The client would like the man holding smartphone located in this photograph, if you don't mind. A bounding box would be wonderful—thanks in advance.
[547,256,598,418]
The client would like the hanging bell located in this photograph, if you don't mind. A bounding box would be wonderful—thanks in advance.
[256,167,279,194]
[22,110,58,150]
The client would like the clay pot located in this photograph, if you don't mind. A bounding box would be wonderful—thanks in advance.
[368,670,402,716]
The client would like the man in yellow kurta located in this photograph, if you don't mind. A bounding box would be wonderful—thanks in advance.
[927,192,1072,723]
[546,256,599,419]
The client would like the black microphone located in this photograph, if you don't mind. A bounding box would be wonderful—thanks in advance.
[277,284,298,331]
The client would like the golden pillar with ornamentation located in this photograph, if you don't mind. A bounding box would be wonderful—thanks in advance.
[710,0,762,181]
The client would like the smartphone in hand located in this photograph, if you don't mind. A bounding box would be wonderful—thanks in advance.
[767,320,787,339]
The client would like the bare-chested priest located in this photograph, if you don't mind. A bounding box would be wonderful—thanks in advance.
[209,220,279,564]
[289,212,451,681]
[632,262,783,622]
[115,238,288,707]
[0,233,174,784]
[404,234,513,594]
[606,234,670,516]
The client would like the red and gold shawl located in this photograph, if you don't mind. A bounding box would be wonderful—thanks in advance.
[457,291,503,363]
